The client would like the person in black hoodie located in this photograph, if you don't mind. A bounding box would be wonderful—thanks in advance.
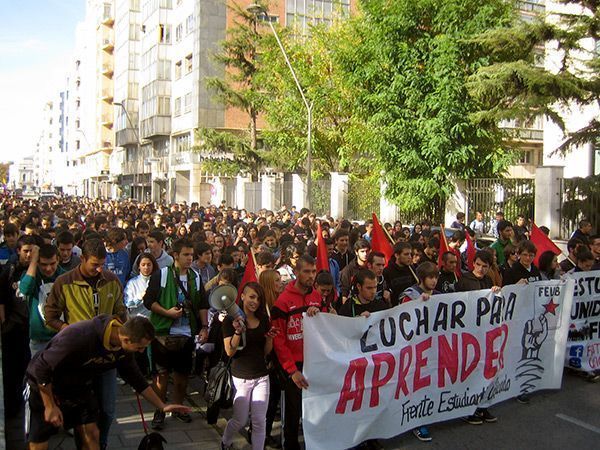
[0,235,37,419]
[455,250,501,423]
[338,269,389,450]
[383,242,418,306]
[340,239,371,301]
[502,240,541,287]
[24,315,190,449]
[400,261,440,442]
[436,251,459,293]
[332,229,355,272]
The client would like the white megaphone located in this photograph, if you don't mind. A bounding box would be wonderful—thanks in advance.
[209,284,246,349]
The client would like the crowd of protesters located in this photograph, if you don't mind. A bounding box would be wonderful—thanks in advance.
[0,195,598,450]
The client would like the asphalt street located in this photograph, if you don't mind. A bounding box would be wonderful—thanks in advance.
[4,370,598,449]
[381,370,600,450]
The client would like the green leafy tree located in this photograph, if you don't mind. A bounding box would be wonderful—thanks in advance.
[468,1,600,154]
[193,1,269,180]
[333,0,516,217]
[257,11,367,175]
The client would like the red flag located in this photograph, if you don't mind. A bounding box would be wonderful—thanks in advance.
[437,225,450,268]
[371,213,394,264]
[316,222,329,273]
[530,222,562,267]
[237,250,257,302]
[465,231,477,271]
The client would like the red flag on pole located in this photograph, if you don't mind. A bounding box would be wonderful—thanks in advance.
[371,213,394,264]
[530,222,562,266]
[465,231,477,271]
[316,222,330,273]
[237,250,258,302]
[437,225,450,268]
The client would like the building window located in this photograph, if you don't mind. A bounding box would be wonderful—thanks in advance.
[159,24,171,44]
[174,133,191,152]
[186,14,194,34]
[103,2,112,21]
[158,96,171,115]
[76,140,81,150]
[185,54,192,73]
[175,60,182,79]
[174,97,181,116]
[176,23,183,42]
[517,150,532,165]
[184,92,192,113]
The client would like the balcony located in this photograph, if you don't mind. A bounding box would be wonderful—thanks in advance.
[140,116,171,139]
[101,89,113,102]
[101,64,113,77]
[122,158,150,175]
[102,14,114,27]
[101,115,113,127]
[115,128,139,147]
[502,126,543,143]
[170,151,203,166]
[101,38,114,52]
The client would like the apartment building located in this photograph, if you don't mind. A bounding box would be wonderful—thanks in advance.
[113,0,142,199]
[8,157,35,192]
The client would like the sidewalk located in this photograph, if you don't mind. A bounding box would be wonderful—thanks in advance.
[43,376,284,450]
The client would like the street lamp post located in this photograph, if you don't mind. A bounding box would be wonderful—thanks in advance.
[246,4,313,210]
[113,101,143,201]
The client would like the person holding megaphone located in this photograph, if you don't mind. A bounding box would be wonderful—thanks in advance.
[220,282,279,450]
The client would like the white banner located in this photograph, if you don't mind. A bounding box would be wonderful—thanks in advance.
[565,270,600,372]
[302,280,574,450]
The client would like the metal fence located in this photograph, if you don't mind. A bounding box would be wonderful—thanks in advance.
[223,178,237,208]
[559,175,600,239]
[347,175,380,221]
[309,179,331,217]
[244,182,261,213]
[273,180,293,212]
[465,178,535,224]
[393,196,446,226]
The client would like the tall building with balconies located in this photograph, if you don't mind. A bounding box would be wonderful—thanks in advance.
[132,0,173,202]
[113,0,142,199]
[83,0,117,198]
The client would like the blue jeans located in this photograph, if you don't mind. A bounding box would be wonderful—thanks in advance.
[93,368,117,447]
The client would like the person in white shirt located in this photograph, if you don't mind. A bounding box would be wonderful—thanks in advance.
[125,253,158,318]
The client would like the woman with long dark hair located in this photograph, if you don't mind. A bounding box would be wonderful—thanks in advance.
[221,282,279,450]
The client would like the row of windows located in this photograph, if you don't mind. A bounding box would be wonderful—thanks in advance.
[175,14,195,42]
[174,54,193,79]
[173,133,191,152]
[173,92,192,116]
[141,95,171,118]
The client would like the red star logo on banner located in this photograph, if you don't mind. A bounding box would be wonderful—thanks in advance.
[543,298,559,315]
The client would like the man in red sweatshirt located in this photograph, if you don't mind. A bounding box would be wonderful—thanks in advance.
[271,254,326,450]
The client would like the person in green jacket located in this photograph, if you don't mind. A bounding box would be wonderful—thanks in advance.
[143,238,209,430]
[19,243,65,355]
[490,220,515,266]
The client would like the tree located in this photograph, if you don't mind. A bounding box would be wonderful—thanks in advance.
[257,10,367,175]
[468,1,600,154]
[332,0,516,217]
[193,1,269,180]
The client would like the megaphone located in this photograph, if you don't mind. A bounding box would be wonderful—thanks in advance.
[209,284,246,349]
[209,284,243,319]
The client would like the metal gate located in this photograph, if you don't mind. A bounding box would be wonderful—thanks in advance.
[465,178,535,224]
[558,175,600,239]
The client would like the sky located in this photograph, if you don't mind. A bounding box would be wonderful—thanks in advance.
[0,0,85,163]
